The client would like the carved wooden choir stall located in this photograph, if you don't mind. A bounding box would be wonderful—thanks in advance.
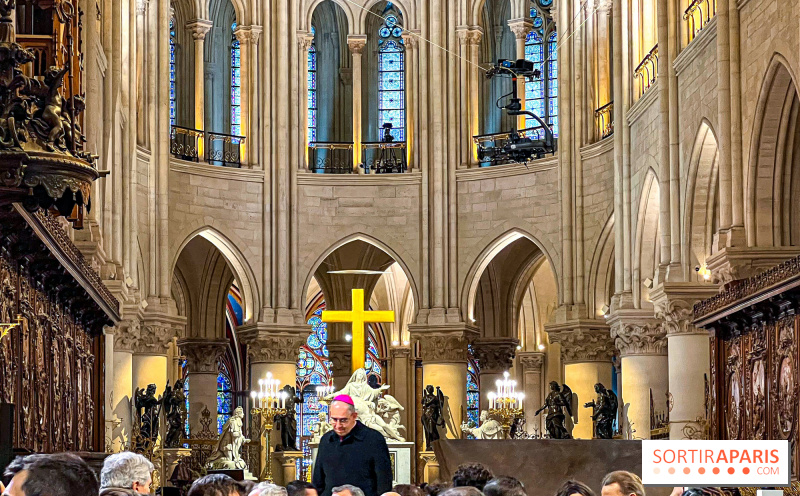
[695,256,800,482]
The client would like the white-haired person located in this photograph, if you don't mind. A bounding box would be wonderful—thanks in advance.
[99,451,155,495]
[249,482,289,496]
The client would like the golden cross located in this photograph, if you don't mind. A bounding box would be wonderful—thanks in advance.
[321,289,394,374]
[0,315,23,340]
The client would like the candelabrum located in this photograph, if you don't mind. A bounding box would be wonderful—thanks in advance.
[487,371,524,439]
[250,372,288,482]
[316,385,335,403]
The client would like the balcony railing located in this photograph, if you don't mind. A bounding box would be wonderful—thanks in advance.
[684,0,716,44]
[595,101,614,140]
[634,45,659,99]
[207,132,246,168]
[361,141,407,174]
[308,142,354,174]
[170,126,203,162]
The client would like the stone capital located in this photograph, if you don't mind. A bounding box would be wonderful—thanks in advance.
[607,311,666,357]
[507,18,533,40]
[471,337,519,373]
[136,313,185,355]
[297,31,315,51]
[545,321,614,364]
[456,25,483,46]
[186,19,213,41]
[234,25,262,45]
[596,0,613,13]
[178,338,228,374]
[347,35,368,54]
[136,0,149,15]
[113,319,141,353]
[239,323,308,364]
[706,246,800,285]
[650,282,719,337]
[401,31,421,49]
[327,341,352,375]
[410,323,478,364]
[517,351,545,372]
[390,346,412,359]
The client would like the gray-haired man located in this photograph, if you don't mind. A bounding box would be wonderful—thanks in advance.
[100,451,155,495]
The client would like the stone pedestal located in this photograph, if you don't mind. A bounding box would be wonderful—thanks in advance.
[419,451,440,484]
[273,450,304,485]
[517,352,545,434]
[158,447,192,487]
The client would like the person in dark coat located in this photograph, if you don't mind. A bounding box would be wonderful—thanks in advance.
[312,395,393,496]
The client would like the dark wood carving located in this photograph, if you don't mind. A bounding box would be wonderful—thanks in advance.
[0,205,111,453]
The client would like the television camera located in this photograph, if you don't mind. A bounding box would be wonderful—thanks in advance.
[475,59,557,165]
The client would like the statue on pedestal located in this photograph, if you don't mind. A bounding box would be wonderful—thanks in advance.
[162,379,187,448]
[535,381,574,439]
[311,412,332,443]
[584,383,618,439]
[275,385,300,451]
[133,384,161,452]
[421,385,445,450]
[461,411,502,439]
[206,406,250,470]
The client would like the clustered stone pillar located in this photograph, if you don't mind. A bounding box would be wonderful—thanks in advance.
[508,19,533,131]
[389,346,413,432]
[186,19,212,139]
[132,323,180,392]
[547,327,614,439]
[517,352,545,435]
[472,338,518,405]
[327,341,354,390]
[401,32,418,170]
[178,338,228,436]
[298,32,315,169]
[110,321,140,451]
[347,35,367,171]
[609,311,667,439]
[455,26,482,168]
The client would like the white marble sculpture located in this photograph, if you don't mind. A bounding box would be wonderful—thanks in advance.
[207,406,250,469]
[461,410,503,439]
[325,368,407,442]
[311,412,333,443]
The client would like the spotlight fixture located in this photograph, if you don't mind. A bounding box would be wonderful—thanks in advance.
[601,304,610,315]
[643,277,654,289]
[538,344,545,351]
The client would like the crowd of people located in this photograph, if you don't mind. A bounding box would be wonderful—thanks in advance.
[0,449,654,496]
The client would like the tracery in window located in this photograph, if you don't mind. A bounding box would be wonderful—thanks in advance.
[308,27,317,144]
[525,1,558,138]
[170,16,177,127]
[377,5,405,141]
[231,22,241,136]
[466,351,481,430]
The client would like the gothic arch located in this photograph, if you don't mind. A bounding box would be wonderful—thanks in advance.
[632,168,660,308]
[359,0,414,32]
[746,54,800,247]
[587,213,615,318]
[171,227,260,324]
[461,228,560,323]
[303,0,356,34]
[683,120,719,276]
[470,0,528,25]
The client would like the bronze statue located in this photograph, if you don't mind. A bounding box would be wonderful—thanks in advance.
[163,379,187,448]
[421,385,445,450]
[134,383,161,452]
[275,384,300,451]
[535,381,574,439]
[584,382,618,439]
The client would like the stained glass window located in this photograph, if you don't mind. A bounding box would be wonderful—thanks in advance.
[217,363,234,435]
[525,1,558,138]
[308,27,317,144]
[169,16,176,127]
[377,8,405,141]
[181,358,189,437]
[231,22,241,136]
[466,355,481,430]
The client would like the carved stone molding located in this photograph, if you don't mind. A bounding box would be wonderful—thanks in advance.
[390,346,412,359]
[136,324,178,355]
[705,247,800,287]
[517,352,545,372]
[297,31,314,51]
[186,19,213,41]
[546,326,614,364]
[401,31,420,49]
[114,319,141,353]
[234,25,262,46]
[610,321,666,357]
[456,25,483,46]
[135,0,149,16]
[347,35,367,54]
[596,0,613,12]
[651,283,719,336]
[471,337,519,373]
[179,338,228,374]
[246,335,306,364]
[327,341,352,376]
[417,334,470,363]
[507,18,533,40]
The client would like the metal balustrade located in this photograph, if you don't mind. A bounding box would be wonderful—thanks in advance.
[634,45,659,99]
[595,101,614,140]
[308,142,355,174]
[684,0,717,45]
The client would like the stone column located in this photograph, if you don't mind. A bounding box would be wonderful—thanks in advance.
[186,20,212,140]
[609,311,667,439]
[518,352,545,435]
[401,32,417,170]
[111,321,140,451]
[413,328,476,439]
[347,35,367,171]
[133,321,181,392]
[455,26,482,167]
[651,283,719,439]
[547,325,614,439]
[389,346,413,433]
[327,341,353,389]
[233,26,255,165]
[298,31,315,170]
[508,19,532,131]
[136,0,149,146]
[472,338,519,406]
[178,338,228,436]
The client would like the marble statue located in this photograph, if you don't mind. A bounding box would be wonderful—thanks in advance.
[461,410,503,439]
[584,382,618,439]
[207,406,250,470]
[377,395,406,439]
[421,385,445,450]
[324,368,406,442]
[311,412,332,443]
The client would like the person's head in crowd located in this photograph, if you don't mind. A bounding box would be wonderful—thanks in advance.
[423,482,452,496]
[240,481,256,496]
[601,472,645,496]
[287,480,318,496]
[3,453,99,496]
[394,484,426,496]
[249,482,288,496]
[440,487,484,496]
[452,462,494,491]
[329,396,359,438]
[188,473,247,496]
[100,451,155,494]
[555,480,596,496]
[332,484,366,496]
[381,492,402,496]
[484,477,526,496]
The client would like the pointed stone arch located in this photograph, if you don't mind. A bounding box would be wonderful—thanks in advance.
[683,120,719,276]
[632,168,660,308]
